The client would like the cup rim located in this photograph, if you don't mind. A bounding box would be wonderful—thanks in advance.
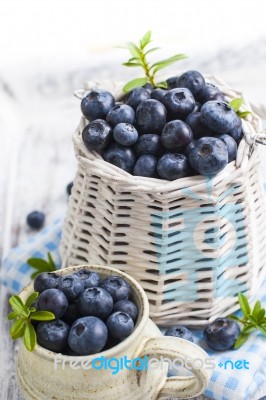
[19,264,150,362]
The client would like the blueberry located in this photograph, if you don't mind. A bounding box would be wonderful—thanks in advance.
[217,134,237,162]
[62,301,81,325]
[82,119,112,152]
[161,120,193,149]
[106,312,134,339]
[66,182,73,196]
[133,155,157,178]
[58,275,84,301]
[37,320,70,352]
[113,123,138,146]
[151,88,166,102]
[73,269,101,289]
[183,139,196,157]
[201,101,239,134]
[78,287,113,319]
[125,87,150,110]
[203,317,240,351]
[176,70,205,97]
[26,211,45,230]
[186,112,213,139]
[227,117,243,142]
[101,276,131,302]
[81,89,115,121]
[134,134,162,156]
[68,316,108,355]
[34,272,59,293]
[162,88,195,120]
[165,326,194,342]
[166,76,178,89]
[143,83,154,93]
[193,102,202,112]
[197,83,225,103]
[189,137,228,176]
[157,154,191,181]
[106,104,135,127]
[136,99,167,134]
[103,144,136,173]
[113,300,138,321]
[37,288,68,318]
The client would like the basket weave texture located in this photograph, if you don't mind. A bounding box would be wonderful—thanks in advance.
[60,75,266,327]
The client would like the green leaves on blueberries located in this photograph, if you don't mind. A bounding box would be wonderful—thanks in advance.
[120,30,187,92]
[229,293,266,349]
[27,251,57,279]
[229,98,252,119]
[8,291,55,351]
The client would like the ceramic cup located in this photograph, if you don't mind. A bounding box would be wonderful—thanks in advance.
[17,265,210,400]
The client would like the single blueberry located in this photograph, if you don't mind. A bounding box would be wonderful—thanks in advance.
[68,316,108,355]
[201,101,239,133]
[106,104,135,127]
[113,123,138,146]
[78,287,113,319]
[81,89,115,121]
[73,269,101,289]
[162,88,195,120]
[103,144,136,173]
[157,154,191,181]
[176,70,205,97]
[197,83,225,103]
[189,137,228,176]
[62,301,81,325]
[57,274,84,301]
[37,288,68,318]
[134,134,162,156]
[151,88,167,102]
[161,120,193,149]
[106,311,134,339]
[217,134,237,162]
[113,300,138,321]
[66,182,73,196]
[136,99,167,134]
[101,276,131,302]
[125,87,150,110]
[165,326,194,342]
[203,317,240,351]
[26,211,45,230]
[37,320,70,352]
[143,83,154,93]
[34,272,59,293]
[227,117,243,142]
[186,112,213,139]
[82,119,112,152]
[166,76,178,89]
[133,154,157,178]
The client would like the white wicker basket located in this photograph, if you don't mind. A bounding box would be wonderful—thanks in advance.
[60,75,266,327]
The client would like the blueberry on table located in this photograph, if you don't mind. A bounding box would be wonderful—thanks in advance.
[201,101,239,134]
[37,320,70,352]
[68,316,108,355]
[136,99,167,134]
[101,276,131,302]
[186,112,213,139]
[203,317,240,351]
[37,288,68,319]
[165,326,194,342]
[134,134,162,156]
[34,272,59,293]
[66,182,73,196]
[103,144,136,173]
[162,88,195,120]
[227,117,243,142]
[161,120,193,149]
[157,153,191,181]
[113,123,138,146]
[106,311,134,339]
[133,154,157,178]
[217,134,237,162]
[26,211,45,230]
[197,82,225,103]
[113,300,138,321]
[58,274,85,301]
[125,87,150,110]
[189,137,228,177]
[73,269,101,289]
[176,70,205,97]
[81,89,115,121]
[78,287,113,319]
[150,88,167,102]
[82,119,112,152]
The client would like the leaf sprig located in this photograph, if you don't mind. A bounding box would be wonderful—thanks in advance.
[27,252,57,279]
[229,98,252,119]
[8,292,55,351]
[120,30,187,93]
[229,293,266,349]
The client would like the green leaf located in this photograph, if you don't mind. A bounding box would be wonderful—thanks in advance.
[122,62,143,68]
[23,323,37,352]
[30,311,55,321]
[252,300,261,317]
[151,54,187,73]
[145,47,160,56]
[242,325,255,334]
[25,292,39,308]
[228,315,242,323]
[156,81,168,89]
[27,258,49,270]
[237,111,252,118]
[229,98,243,112]
[29,307,37,313]
[8,311,19,320]
[123,77,148,93]
[10,319,25,338]
[47,252,56,271]
[140,30,152,49]
[234,331,249,349]
[258,326,266,336]
[31,271,41,279]
[126,42,141,59]
[257,309,266,322]
[248,314,258,325]
[9,295,25,313]
[12,324,26,340]
[238,293,250,317]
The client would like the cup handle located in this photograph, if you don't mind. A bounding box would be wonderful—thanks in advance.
[137,336,210,399]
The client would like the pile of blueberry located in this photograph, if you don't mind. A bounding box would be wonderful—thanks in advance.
[33,270,138,355]
[81,70,243,180]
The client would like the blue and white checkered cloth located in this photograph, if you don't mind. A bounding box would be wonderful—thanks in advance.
[1,218,266,400]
